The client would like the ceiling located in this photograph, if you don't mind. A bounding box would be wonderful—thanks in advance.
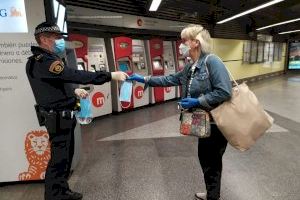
[65,0,300,41]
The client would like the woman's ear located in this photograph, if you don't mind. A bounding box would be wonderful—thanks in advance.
[195,40,200,48]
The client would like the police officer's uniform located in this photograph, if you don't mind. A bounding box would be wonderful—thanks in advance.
[26,22,112,200]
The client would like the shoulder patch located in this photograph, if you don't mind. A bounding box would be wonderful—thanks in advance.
[49,60,64,74]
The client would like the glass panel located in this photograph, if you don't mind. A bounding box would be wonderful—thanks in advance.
[250,41,257,63]
[257,42,264,62]
[269,43,274,62]
[264,43,270,62]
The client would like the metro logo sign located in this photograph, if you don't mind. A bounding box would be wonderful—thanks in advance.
[134,86,144,99]
[92,92,105,108]
[165,87,172,93]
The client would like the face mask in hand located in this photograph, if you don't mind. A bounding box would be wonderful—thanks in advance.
[119,81,133,102]
[76,98,93,125]
[53,38,65,54]
[179,43,191,57]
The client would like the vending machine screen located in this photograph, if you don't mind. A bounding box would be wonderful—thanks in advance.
[118,61,130,72]
[153,60,163,70]
[77,62,85,70]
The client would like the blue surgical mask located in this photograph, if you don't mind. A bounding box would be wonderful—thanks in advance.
[76,98,93,125]
[119,81,132,102]
[53,38,65,54]
[179,43,190,57]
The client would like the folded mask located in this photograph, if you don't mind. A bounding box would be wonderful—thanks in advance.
[119,81,132,102]
[76,98,93,125]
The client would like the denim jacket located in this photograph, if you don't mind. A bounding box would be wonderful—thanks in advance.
[146,53,232,110]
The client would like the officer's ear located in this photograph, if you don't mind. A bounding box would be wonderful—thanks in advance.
[39,34,48,45]
[38,33,52,46]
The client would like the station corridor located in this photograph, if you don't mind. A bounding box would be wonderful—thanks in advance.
[1,73,300,200]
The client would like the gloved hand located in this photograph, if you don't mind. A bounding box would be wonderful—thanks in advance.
[179,98,200,109]
[111,71,128,81]
[127,73,145,83]
[75,88,89,98]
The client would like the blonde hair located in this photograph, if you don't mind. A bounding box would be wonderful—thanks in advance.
[181,24,212,54]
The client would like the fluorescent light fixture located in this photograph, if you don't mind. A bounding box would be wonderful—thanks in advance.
[53,0,59,18]
[217,0,284,24]
[68,15,123,19]
[279,29,300,34]
[149,0,162,11]
[57,4,66,32]
[257,18,300,31]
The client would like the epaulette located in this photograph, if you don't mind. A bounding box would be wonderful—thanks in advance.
[35,54,43,61]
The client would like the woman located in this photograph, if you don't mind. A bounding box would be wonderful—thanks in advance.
[128,24,232,200]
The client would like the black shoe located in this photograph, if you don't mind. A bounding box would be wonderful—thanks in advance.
[62,190,83,200]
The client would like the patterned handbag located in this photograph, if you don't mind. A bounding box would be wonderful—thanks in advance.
[180,109,211,138]
[179,55,211,138]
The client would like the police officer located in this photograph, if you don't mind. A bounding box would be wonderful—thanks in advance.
[26,22,128,200]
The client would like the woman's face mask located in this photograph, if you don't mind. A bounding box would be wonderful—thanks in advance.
[179,43,191,57]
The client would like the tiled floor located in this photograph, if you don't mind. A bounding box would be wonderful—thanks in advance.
[1,73,300,200]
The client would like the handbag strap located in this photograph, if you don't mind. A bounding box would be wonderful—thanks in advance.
[204,54,239,87]
[186,59,198,97]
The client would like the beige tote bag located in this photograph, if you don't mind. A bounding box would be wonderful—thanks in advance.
[210,65,274,151]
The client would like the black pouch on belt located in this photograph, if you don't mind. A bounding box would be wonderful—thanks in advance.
[59,111,75,129]
[44,111,58,133]
[34,104,46,126]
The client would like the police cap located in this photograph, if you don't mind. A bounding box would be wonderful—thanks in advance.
[34,22,67,36]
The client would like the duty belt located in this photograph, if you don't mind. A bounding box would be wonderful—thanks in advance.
[41,108,75,119]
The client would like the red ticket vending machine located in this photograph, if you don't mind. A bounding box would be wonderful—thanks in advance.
[175,40,186,98]
[87,37,112,117]
[111,36,133,111]
[132,39,150,108]
[69,34,112,117]
[68,34,88,71]
[147,38,164,103]
[163,41,176,100]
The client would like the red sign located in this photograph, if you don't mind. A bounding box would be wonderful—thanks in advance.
[165,87,172,93]
[134,86,144,99]
[92,92,105,108]
[137,18,143,26]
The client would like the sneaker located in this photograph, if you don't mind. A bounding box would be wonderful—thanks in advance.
[62,190,83,200]
[195,192,207,200]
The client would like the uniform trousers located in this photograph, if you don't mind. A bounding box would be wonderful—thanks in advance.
[44,115,76,200]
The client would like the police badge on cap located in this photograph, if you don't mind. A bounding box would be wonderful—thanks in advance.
[34,22,67,36]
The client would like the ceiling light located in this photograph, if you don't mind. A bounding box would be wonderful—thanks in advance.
[149,0,162,11]
[278,29,300,34]
[257,18,300,31]
[217,0,284,24]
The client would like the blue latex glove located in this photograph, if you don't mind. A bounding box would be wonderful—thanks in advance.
[127,73,145,83]
[179,98,200,109]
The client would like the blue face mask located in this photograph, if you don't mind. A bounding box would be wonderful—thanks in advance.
[119,81,132,102]
[76,98,93,125]
[53,38,65,54]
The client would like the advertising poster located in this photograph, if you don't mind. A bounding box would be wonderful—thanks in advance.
[288,42,300,69]
[0,0,49,182]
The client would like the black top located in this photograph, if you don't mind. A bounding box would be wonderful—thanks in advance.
[26,46,112,110]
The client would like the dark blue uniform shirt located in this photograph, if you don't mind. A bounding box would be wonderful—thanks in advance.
[26,46,112,110]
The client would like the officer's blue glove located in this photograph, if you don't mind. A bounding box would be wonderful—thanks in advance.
[179,98,200,109]
[127,73,145,83]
